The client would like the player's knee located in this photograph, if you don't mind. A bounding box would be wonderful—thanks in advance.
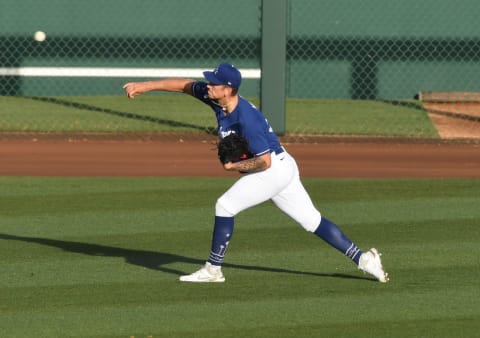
[301,221,320,233]
[298,212,321,233]
[215,197,236,217]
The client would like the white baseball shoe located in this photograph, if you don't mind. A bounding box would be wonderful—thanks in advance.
[358,248,389,283]
[179,262,225,283]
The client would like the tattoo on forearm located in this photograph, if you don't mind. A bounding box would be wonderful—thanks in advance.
[234,157,267,172]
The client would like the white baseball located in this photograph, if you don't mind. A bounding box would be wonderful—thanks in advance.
[34,31,47,42]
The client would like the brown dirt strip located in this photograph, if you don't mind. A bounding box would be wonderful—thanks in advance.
[1,140,479,178]
[423,102,480,139]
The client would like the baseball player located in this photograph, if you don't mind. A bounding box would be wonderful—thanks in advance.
[123,62,389,283]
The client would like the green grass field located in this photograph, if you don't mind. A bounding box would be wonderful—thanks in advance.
[1,177,478,337]
[0,95,438,137]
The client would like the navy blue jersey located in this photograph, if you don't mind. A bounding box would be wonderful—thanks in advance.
[192,81,282,156]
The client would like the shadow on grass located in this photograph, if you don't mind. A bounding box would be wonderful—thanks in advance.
[27,96,217,134]
[0,233,371,281]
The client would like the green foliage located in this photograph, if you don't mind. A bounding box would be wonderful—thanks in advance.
[0,177,478,337]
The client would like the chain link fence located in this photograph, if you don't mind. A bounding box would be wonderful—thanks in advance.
[1,0,479,142]
[286,0,480,141]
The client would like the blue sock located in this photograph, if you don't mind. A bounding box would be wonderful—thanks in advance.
[314,217,362,265]
[208,216,234,266]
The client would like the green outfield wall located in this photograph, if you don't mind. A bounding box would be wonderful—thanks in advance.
[1,0,480,100]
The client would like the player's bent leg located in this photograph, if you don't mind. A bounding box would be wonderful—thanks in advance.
[181,155,296,282]
[181,163,292,283]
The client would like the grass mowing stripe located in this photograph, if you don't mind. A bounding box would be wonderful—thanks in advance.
[1,289,477,337]
[0,177,478,337]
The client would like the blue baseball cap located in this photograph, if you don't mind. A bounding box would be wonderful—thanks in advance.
[203,63,242,88]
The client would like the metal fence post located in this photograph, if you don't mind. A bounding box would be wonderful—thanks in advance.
[261,0,287,135]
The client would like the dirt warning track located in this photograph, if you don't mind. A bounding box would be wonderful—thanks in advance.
[1,140,479,178]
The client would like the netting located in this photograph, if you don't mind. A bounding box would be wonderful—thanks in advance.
[286,0,480,141]
[1,0,479,142]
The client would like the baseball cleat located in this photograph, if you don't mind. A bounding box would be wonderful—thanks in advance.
[358,248,389,283]
[179,262,225,283]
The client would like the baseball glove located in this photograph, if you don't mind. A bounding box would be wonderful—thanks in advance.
[217,133,254,164]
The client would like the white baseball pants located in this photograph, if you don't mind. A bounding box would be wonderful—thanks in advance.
[215,149,321,232]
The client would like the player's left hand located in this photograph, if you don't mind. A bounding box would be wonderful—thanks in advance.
[223,162,236,171]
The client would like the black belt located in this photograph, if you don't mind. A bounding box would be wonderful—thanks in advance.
[272,148,284,155]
